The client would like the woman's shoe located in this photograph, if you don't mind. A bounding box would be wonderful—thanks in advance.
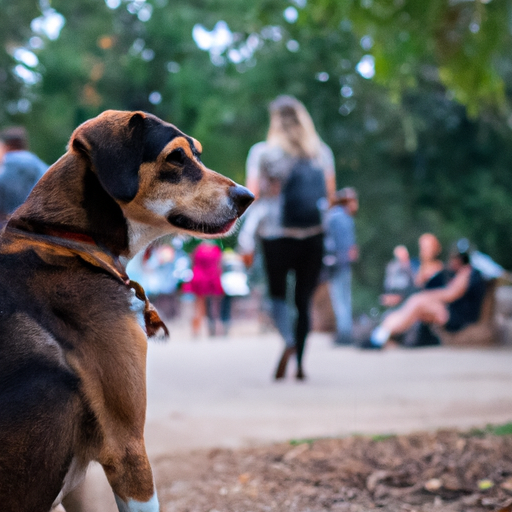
[274,347,295,380]
[296,366,306,381]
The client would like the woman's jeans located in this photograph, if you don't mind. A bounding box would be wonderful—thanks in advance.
[327,265,353,344]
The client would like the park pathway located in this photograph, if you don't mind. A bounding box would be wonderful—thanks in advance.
[76,323,512,511]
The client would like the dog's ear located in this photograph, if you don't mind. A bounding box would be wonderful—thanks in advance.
[71,111,146,202]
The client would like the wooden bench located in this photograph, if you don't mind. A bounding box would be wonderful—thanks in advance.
[311,281,336,333]
[434,279,498,348]
[493,284,512,345]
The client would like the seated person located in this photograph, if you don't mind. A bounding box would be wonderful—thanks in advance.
[381,234,445,310]
[414,233,445,289]
[362,240,486,350]
[380,245,415,308]
[405,233,446,347]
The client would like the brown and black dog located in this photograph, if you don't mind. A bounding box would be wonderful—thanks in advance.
[0,110,254,512]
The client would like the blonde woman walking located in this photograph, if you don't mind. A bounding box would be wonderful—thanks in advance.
[239,95,336,380]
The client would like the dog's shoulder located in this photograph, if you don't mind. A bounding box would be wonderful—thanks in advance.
[0,242,137,354]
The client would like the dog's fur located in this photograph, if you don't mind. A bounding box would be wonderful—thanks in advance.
[0,110,253,512]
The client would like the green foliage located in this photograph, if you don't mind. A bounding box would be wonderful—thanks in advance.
[370,433,396,442]
[289,437,321,446]
[466,422,512,438]
[300,0,511,117]
[0,0,44,125]
[1,0,512,314]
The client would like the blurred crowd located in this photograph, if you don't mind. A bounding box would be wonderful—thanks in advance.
[1,96,509,383]
[126,238,251,338]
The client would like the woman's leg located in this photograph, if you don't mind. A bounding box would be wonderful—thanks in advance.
[381,293,449,335]
[261,238,294,347]
[261,238,295,378]
[367,292,449,348]
[293,234,324,378]
[328,266,353,344]
[205,296,215,336]
[220,295,232,335]
[192,295,206,337]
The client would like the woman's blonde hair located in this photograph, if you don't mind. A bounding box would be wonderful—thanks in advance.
[266,95,322,159]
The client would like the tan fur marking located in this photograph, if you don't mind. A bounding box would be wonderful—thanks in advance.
[191,137,202,154]
[163,136,197,160]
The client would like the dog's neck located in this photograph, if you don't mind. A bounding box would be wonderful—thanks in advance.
[1,223,169,338]
[10,153,131,258]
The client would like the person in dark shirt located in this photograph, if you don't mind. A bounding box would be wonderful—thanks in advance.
[0,126,48,222]
[362,240,486,349]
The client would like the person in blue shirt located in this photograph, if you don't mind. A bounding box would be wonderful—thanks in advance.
[0,126,48,222]
[323,187,359,345]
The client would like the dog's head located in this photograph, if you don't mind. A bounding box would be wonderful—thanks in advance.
[70,110,254,255]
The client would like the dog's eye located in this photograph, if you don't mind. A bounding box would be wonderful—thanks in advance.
[166,149,185,166]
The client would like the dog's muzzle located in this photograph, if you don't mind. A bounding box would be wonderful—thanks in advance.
[166,184,254,236]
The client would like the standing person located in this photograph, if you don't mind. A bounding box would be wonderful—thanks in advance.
[219,249,250,336]
[0,126,48,223]
[241,95,336,380]
[323,187,359,345]
[189,241,224,337]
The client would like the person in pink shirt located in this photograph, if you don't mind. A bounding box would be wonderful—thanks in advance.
[189,241,224,336]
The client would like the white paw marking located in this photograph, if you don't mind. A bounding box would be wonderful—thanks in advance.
[115,492,159,512]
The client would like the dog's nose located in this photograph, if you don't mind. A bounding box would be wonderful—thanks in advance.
[229,185,255,216]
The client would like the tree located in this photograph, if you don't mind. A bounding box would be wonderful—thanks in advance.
[2,0,512,314]
[0,0,44,125]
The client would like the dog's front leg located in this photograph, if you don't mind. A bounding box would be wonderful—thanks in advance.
[101,442,159,512]
[77,321,160,512]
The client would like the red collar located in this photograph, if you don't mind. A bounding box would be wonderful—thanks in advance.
[43,228,97,246]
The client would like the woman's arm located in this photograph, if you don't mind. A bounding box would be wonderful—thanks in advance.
[321,143,337,203]
[245,143,265,199]
[325,173,337,204]
[420,266,472,304]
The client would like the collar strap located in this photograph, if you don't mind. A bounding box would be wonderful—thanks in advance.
[43,227,98,245]
[2,224,169,339]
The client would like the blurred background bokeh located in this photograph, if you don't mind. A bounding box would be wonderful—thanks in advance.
[2,0,512,316]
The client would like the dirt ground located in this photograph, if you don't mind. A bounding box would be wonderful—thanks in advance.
[73,309,512,512]
[153,427,512,512]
